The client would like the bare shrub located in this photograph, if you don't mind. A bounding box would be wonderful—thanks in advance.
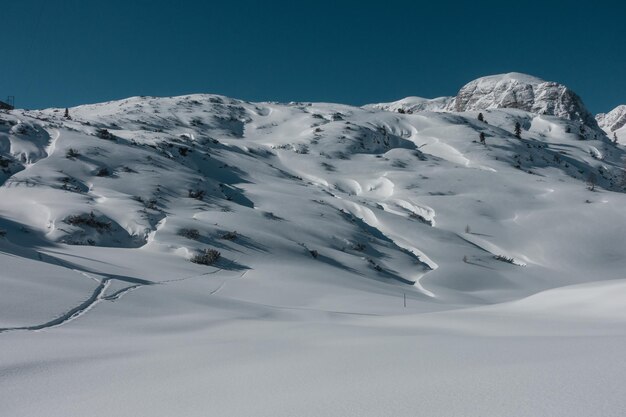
[220,231,237,240]
[494,255,515,264]
[65,212,111,231]
[191,249,221,265]
[66,148,80,158]
[178,228,200,240]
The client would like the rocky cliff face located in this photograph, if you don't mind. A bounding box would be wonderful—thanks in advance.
[596,105,626,132]
[450,73,601,131]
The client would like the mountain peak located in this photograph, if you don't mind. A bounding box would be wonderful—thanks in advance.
[452,73,600,131]
[471,72,546,85]
[596,105,626,133]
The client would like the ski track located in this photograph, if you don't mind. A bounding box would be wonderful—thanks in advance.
[209,269,248,295]
[0,279,111,334]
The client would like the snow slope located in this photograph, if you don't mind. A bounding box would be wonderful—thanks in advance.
[1,75,626,416]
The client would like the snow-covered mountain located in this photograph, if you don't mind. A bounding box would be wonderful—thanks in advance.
[451,73,601,129]
[597,104,626,143]
[364,96,453,113]
[2,75,626,417]
[370,73,604,137]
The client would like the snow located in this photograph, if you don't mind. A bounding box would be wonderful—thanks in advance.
[597,104,626,143]
[1,77,626,416]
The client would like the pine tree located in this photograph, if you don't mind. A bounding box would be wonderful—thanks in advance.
[614,132,618,144]
[64,108,71,120]
[514,122,522,139]
[477,113,484,122]
[479,132,486,144]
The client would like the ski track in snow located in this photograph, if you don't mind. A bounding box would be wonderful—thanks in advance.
[0,278,111,333]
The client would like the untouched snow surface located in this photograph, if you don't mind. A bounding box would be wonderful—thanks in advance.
[1,82,626,416]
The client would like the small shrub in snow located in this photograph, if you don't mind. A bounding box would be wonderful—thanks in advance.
[351,242,366,251]
[66,148,80,158]
[65,212,111,231]
[309,249,319,259]
[220,231,238,240]
[95,128,114,140]
[191,249,221,265]
[494,255,515,264]
[392,159,407,168]
[587,172,597,191]
[263,211,282,220]
[95,167,111,177]
[188,189,205,200]
[178,228,200,240]
[367,258,382,271]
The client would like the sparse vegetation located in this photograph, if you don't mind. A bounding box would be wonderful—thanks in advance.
[65,212,111,231]
[191,248,221,265]
[96,128,114,140]
[95,167,111,177]
[66,148,80,158]
[367,258,382,271]
[587,172,597,191]
[351,242,366,251]
[188,189,205,200]
[220,231,238,240]
[178,228,200,240]
[263,211,282,220]
[494,255,515,264]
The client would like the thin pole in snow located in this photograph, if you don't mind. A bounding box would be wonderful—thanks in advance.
[403,293,406,308]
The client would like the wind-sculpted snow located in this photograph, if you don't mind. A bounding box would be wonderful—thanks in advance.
[1,83,626,416]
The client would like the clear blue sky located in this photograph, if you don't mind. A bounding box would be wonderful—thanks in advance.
[1,0,624,113]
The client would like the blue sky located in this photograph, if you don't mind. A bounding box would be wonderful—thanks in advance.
[1,0,624,113]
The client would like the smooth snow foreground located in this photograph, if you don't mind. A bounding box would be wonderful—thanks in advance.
[1,74,626,416]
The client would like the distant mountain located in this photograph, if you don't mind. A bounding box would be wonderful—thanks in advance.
[364,96,453,113]
[596,105,626,132]
[368,73,604,135]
